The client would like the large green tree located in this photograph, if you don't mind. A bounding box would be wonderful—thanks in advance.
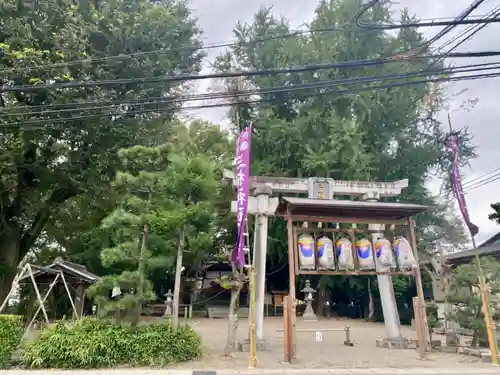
[214,0,474,316]
[88,137,221,326]
[489,202,500,224]
[0,0,204,300]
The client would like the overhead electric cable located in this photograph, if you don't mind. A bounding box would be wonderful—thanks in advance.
[436,5,500,54]
[1,8,485,75]
[2,69,499,129]
[464,172,500,192]
[2,61,500,118]
[356,0,499,29]
[3,51,500,93]
[426,0,486,45]
[463,167,500,187]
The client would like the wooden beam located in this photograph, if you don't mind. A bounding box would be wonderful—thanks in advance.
[286,215,406,225]
[298,270,413,276]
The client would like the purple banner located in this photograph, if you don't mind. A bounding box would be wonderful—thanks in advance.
[445,132,479,237]
[231,126,252,267]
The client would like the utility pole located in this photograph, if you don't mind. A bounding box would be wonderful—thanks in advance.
[447,113,498,364]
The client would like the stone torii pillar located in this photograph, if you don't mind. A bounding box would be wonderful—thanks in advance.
[362,191,403,347]
[225,170,409,347]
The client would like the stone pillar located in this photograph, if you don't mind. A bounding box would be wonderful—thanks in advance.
[253,186,272,348]
[362,192,405,347]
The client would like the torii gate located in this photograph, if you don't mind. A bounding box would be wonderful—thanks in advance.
[225,170,410,348]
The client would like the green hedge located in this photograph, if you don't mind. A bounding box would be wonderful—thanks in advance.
[0,314,24,368]
[22,318,202,368]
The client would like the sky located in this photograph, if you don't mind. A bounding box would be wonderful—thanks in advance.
[186,0,500,245]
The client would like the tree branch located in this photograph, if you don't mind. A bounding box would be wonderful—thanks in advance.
[19,185,78,258]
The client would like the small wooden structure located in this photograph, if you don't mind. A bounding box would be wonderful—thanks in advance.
[276,197,430,362]
[0,258,98,330]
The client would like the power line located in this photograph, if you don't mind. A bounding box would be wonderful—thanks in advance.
[3,51,500,93]
[2,61,499,118]
[436,5,500,54]
[356,0,500,30]
[0,25,352,75]
[464,172,500,192]
[2,69,499,129]
[463,167,500,187]
[426,0,487,46]
[0,8,482,75]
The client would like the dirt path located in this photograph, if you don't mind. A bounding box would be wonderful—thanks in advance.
[170,317,492,370]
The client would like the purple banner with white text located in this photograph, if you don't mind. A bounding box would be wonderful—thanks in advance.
[445,132,479,237]
[231,126,252,267]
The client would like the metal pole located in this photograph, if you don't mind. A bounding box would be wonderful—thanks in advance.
[26,274,60,332]
[27,264,50,324]
[286,216,297,359]
[248,266,256,368]
[473,250,498,365]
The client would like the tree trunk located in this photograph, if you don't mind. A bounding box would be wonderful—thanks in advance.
[172,225,185,330]
[0,233,22,305]
[131,222,148,327]
[225,267,243,357]
[316,286,326,317]
[367,278,375,321]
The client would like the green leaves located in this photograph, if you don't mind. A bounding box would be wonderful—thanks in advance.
[0,315,24,368]
[488,202,500,224]
[0,0,205,299]
[88,120,226,323]
[445,257,500,345]
[21,318,202,368]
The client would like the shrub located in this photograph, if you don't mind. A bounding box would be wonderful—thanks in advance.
[21,317,202,369]
[0,314,24,368]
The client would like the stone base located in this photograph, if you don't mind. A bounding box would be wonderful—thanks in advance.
[238,338,270,352]
[302,313,318,321]
[462,347,493,363]
[376,337,417,349]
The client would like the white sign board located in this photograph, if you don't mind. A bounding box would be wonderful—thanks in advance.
[315,331,323,342]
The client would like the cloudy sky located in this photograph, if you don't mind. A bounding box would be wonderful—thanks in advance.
[187,0,500,244]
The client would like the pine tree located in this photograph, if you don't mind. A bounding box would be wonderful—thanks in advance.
[88,142,221,327]
[445,257,500,346]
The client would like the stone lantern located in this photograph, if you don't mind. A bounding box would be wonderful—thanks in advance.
[301,280,317,321]
[164,289,173,318]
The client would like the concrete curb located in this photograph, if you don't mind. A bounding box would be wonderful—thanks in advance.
[213,369,499,375]
[0,366,500,375]
[1,369,499,375]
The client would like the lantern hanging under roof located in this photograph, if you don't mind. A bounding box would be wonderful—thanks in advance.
[298,233,315,270]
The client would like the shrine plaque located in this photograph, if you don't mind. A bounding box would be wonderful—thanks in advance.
[308,177,334,199]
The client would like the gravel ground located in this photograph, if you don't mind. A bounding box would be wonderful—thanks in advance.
[168,317,493,370]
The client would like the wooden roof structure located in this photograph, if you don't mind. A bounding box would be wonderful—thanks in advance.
[440,231,500,266]
[275,197,428,223]
[18,257,99,285]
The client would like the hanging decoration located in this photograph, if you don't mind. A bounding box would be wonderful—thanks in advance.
[336,237,354,270]
[232,126,252,267]
[317,235,335,269]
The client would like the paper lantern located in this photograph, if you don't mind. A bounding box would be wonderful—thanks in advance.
[356,238,375,270]
[317,236,335,269]
[336,238,354,270]
[374,238,393,268]
[394,237,416,269]
[298,233,315,270]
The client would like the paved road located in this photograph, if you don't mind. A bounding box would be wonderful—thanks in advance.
[3,369,500,375]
